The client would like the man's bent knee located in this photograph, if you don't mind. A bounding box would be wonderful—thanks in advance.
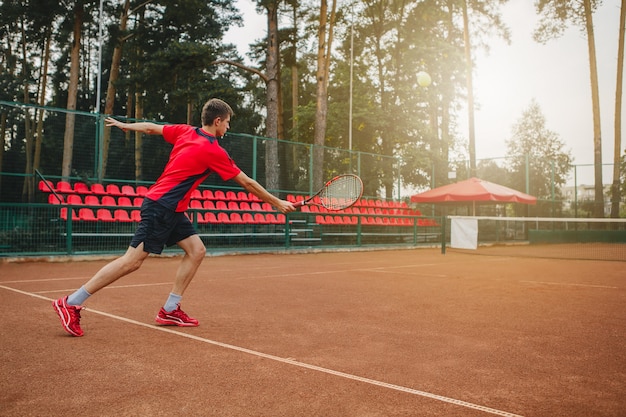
[180,236,206,263]
[121,245,149,272]
[189,243,206,262]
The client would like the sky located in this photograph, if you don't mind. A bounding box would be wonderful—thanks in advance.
[224,0,625,185]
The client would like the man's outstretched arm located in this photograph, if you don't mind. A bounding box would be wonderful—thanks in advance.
[105,117,164,135]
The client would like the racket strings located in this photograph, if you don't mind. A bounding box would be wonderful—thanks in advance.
[319,175,362,210]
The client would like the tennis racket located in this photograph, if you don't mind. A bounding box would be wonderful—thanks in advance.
[294,174,363,211]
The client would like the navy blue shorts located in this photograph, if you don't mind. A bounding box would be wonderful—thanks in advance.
[130,199,197,254]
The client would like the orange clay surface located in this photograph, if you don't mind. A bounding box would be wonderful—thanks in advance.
[1,248,625,417]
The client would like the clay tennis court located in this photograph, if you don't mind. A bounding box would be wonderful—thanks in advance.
[1,248,624,417]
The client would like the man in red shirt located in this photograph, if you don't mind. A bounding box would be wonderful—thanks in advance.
[53,98,295,337]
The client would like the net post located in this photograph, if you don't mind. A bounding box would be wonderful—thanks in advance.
[66,208,74,254]
[284,216,291,249]
[441,215,447,254]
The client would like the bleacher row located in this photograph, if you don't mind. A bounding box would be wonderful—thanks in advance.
[39,180,433,227]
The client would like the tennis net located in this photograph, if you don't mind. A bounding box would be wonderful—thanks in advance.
[445,216,626,261]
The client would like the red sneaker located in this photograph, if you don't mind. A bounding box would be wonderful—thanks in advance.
[155,304,199,327]
[52,296,84,337]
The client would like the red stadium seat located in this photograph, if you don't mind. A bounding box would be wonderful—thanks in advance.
[118,197,132,207]
[121,185,137,196]
[133,197,144,207]
[203,200,215,210]
[265,213,278,224]
[190,200,203,209]
[217,212,230,223]
[239,202,251,211]
[114,209,133,222]
[101,196,116,206]
[38,180,55,193]
[106,184,122,196]
[229,213,244,224]
[216,201,228,210]
[60,208,77,221]
[97,209,115,222]
[56,181,74,194]
[73,182,92,194]
[84,195,100,206]
[242,213,255,224]
[214,190,226,200]
[91,183,106,195]
[225,191,237,201]
[204,212,220,224]
[265,213,285,224]
[236,191,248,201]
[67,195,83,205]
[191,189,203,200]
[136,185,149,196]
[131,210,142,222]
[203,190,215,200]
[48,194,65,204]
[250,202,262,212]
[79,208,97,221]
[227,201,239,211]
[254,213,269,224]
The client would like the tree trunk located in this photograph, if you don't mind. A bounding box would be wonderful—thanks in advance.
[462,0,476,177]
[264,0,281,192]
[62,3,84,180]
[0,112,5,196]
[134,92,143,182]
[101,0,132,182]
[611,0,625,218]
[291,5,299,143]
[583,0,604,217]
[19,17,35,201]
[312,0,336,190]
[34,29,52,176]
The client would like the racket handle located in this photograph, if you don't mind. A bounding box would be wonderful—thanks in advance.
[293,200,305,208]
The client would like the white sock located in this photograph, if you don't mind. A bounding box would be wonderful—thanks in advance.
[67,286,91,306]
[163,293,182,312]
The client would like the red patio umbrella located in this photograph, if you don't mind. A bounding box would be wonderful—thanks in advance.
[410,177,536,214]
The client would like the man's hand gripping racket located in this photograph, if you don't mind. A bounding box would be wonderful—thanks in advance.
[294,174,363,211]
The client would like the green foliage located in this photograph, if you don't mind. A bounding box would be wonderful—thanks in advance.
[3,0,566,205]
[533,0,602,43]
[506,99,572,201]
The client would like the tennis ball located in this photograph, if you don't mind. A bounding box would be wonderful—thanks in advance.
[416,71,432,87]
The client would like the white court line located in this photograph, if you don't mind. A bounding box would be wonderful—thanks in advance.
[0,283,524,417]
[520,280,618,289]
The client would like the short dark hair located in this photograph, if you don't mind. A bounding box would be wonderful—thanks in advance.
[201,98,234,126]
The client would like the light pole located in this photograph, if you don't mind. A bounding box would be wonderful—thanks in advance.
[348,8,354,151]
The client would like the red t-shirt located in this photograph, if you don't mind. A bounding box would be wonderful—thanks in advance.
[146,124,241,212]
